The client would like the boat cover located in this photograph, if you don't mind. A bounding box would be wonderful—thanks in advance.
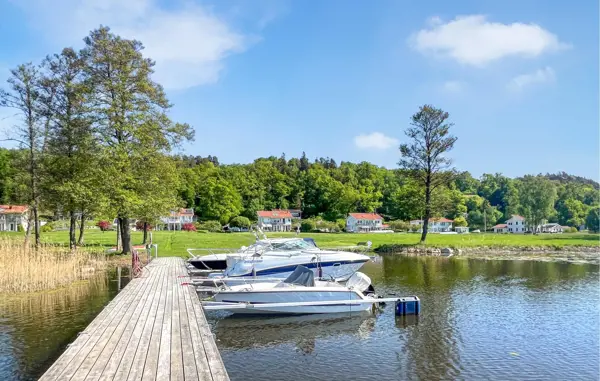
[283,265,315,287]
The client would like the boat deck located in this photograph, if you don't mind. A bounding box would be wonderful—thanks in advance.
[40,257,229,381]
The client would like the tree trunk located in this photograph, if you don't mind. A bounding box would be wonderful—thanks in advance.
[33,204,40,248]
[119,217,132,255]
[69,211,77,249]
[24,211,32,247]
[78,213,85,245]
[142,222,148,244]
[116,218,122,252]
[420,176,431,243]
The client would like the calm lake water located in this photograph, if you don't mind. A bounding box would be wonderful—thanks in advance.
[207,257,600,381]
[1,258,598,380]
[0,269,124,381]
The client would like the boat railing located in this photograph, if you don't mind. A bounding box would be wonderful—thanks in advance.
[186,248,238,258]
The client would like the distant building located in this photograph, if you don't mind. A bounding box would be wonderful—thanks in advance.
[455,226,469,234]
[505,215,527,233]
[0,205,29,232]
[540,223,564,233]
[346,213,384,233]
[158,208,195,231]
[409,217,454,233]
[493,223,508,233]
[257,210,293,232]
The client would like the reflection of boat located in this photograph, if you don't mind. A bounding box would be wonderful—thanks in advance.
[208,266,378,315]
[190,236,371,283]
[212,313,377,350]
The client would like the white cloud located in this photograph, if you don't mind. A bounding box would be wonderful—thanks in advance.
[442,80,465,93]
[410,15,569,66]
[507,67,555,91]
[12,0,255,90]
[354,132,399,150]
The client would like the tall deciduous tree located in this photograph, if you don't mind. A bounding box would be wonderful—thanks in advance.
[82,27,193,254]
[399,105,457,243]
[0,63,45,247]
[518,175,557,233]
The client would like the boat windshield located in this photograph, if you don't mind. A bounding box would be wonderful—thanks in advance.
[269,239,317,251]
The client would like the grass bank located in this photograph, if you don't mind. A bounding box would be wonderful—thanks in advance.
[0,230,595,258]
[0,238,107,293]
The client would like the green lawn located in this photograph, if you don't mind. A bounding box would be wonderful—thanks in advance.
[0,229,595,257]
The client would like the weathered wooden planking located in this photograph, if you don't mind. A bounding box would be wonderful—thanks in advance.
[39,272,145,380]
[40,257,229,381]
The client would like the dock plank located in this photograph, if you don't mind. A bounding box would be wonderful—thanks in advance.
[40,257,228,381]
[39,272,146,381]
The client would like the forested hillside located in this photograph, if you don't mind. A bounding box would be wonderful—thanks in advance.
[0,150,598,231]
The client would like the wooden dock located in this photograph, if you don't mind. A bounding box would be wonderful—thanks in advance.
[40,257,229,381]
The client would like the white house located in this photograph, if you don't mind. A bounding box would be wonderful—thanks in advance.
[158,208,195,231]
[409,217,454,233]
[0,205,29,232]
[258,210,292,232]
[505,215,527,233]
[493,223,508,233]
[346,213,383,233]
[540,223,564,233]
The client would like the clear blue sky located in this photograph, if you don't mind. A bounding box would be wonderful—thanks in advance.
[1,0,598,179]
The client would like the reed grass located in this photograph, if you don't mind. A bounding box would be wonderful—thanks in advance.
[0,238,107,293]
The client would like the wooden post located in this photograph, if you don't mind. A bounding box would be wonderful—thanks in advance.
[117,266,122,291]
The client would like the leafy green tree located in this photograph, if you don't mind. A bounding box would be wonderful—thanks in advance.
[39,48,102,249]
[518,176,557,233]
[229,216,251,228]
[453,216,467,227]
[300,219,316,232]
[399,105,457,243]
[0,63,46,247]
[557,198,587,227]
[82,27,193,254]
[585,207,599,232]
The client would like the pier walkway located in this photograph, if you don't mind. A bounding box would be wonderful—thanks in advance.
[40,257,229,381]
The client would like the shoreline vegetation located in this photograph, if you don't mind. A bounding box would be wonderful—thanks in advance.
[0,238,107,293]
[5,229,598,260]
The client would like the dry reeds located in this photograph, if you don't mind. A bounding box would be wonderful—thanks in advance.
[0,238,107,293]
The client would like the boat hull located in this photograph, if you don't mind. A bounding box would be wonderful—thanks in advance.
[213,288,372,315]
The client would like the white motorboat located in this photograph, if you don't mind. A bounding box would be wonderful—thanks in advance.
[187,237,320,270]
[189,234,371,284]
[206,266,378,315]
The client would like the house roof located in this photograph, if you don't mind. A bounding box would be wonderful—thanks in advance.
[431,217,454,223]
[170,208,194,217]
[493,224,508,228]
[257,210,293,218]
[348,213,383,220]
[0,205,28,214]
[509,214,525,220]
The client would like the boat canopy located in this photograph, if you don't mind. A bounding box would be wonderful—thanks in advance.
[283,265,315,287]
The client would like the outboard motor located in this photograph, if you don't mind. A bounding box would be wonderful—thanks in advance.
[346,272,373,293]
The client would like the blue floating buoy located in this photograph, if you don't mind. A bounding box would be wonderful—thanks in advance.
[395,296,420,316]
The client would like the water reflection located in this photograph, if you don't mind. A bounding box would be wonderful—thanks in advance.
[0,269,122,381]
[212,256,599,381]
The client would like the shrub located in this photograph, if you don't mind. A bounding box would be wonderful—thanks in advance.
[336,219,346,231]
[182,222,196,232]
[300,219,316,232]
[199,220,222,232]
[229,216,251,228]
[409,223,420,232]
[96,220,111,232]
[40,222,54,233]
[565,226,578,233]
[387,220,410,232]
[135,221,153,231]
[453,216,468,227]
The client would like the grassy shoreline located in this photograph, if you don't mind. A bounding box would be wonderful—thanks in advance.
[0,230,595,258]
